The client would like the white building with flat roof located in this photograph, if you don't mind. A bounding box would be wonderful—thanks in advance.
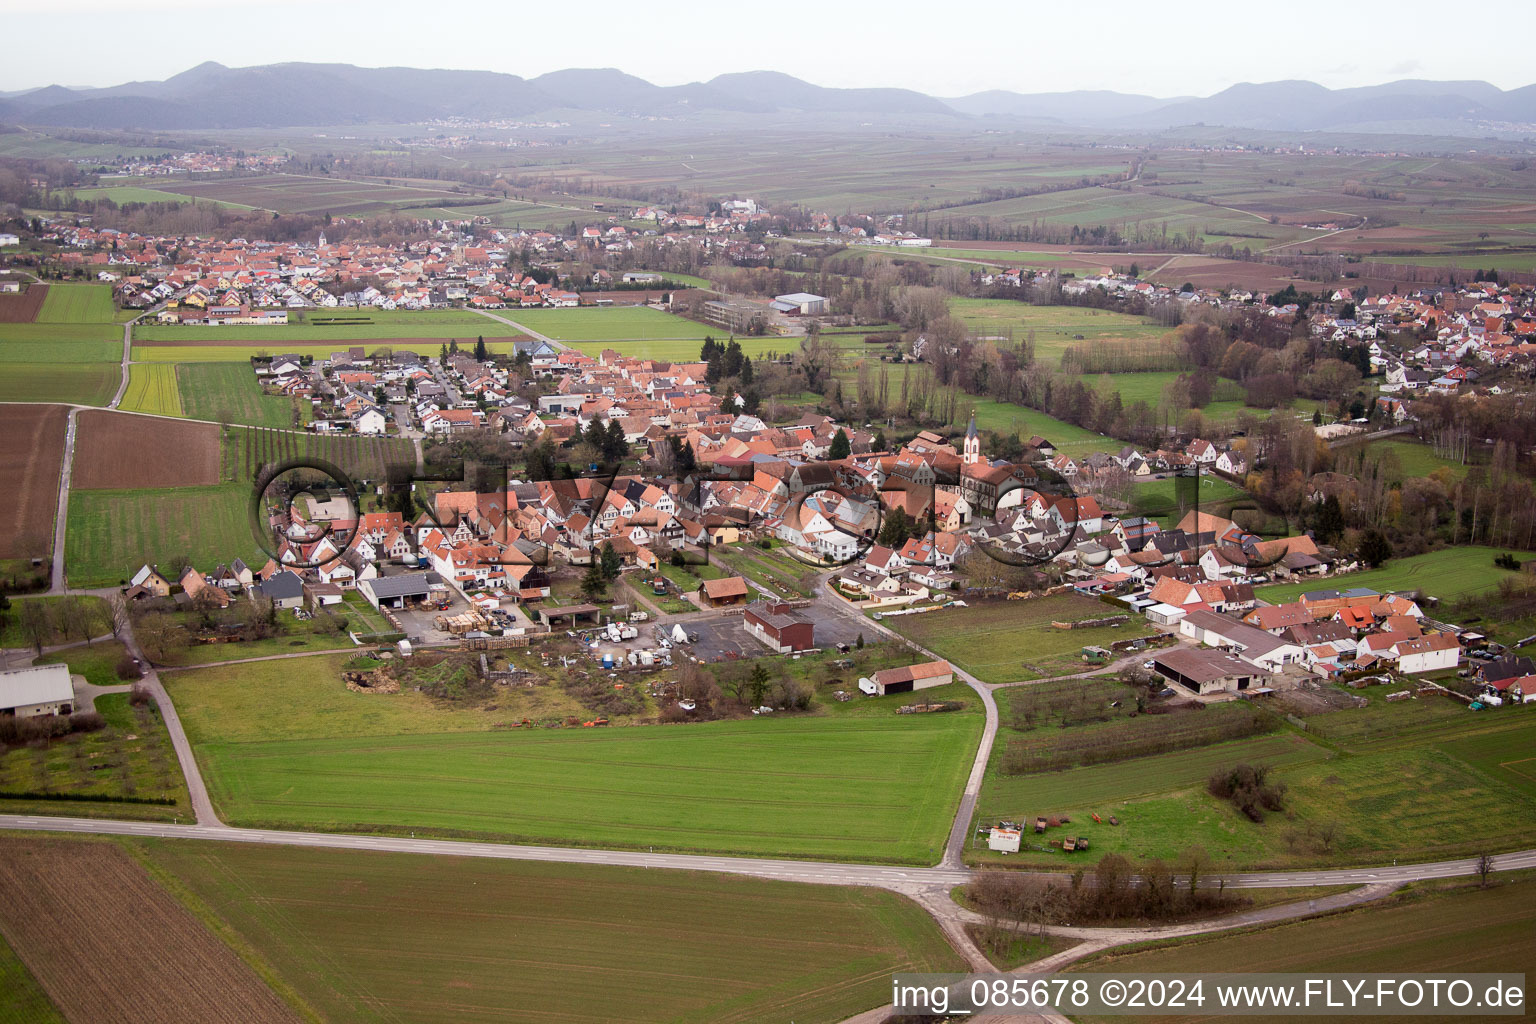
[0,664,76,718]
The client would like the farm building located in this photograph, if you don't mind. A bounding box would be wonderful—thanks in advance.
[1151,648,1272,695]
[0,664,75,718]
[358,573,436,610]
[127,564,171,600]
[1391,633,1461,674]
[743,600,815,653]
[771,292,827,315]
[1178,609,1304,670]
[1144,602,1188,627]
[859,660,954,696]
[699,576,750,607]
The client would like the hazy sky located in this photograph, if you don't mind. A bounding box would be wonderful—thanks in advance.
[3,0,1532,95]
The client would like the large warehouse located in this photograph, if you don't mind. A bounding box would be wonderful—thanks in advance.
[0,664,75,718]
[1151,648,1271,695]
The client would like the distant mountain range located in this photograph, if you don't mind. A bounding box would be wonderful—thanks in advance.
[1,62,1533,135]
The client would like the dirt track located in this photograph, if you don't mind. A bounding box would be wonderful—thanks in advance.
[0,404,68,558]
[72,410,220,489]
[0,836,301,1024]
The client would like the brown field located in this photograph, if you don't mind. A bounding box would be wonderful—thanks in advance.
[0,404,67,558]
[0,836,299,1024]
[0,283,47,323]
[1146,255,1322,292]
[73,411,219,489]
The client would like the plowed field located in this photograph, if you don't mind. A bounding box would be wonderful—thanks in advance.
[0,837,299,1024]
[0,283,46,322]
[0,404,67,558]
[72,411,218,489]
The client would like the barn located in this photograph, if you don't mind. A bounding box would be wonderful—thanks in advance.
[859,660,954,696]
[699,575,750,607]
[0,664,75,718]
[743,600,815,653]
[1151,648,1270,695]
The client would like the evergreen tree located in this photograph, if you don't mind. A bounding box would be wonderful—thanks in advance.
[874,429,888,452]
[742,390,761,415]
[580,562,607,599]
[679,440,697,473]
[878,507,912,547]
[740,357,754,385]
[605,419,628,461]
[828,428,850,460]
[720,391,736,413]
[474,335,488,361]
[449,338,459,355]
[1359,528,1392,568]
[440,342,448,361]
[599,541,622,580]
[748,662,771,707]
[722,339,744,377]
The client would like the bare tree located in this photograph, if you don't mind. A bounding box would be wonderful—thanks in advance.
[18,600,52,655]
[55,595,95,647]
[1314,820,1341,854]
[103,593,128,640]
[1476,851,1495,888]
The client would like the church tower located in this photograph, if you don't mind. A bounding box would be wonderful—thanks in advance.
[963,411,980,465]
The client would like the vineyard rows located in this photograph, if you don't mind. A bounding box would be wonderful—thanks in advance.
[233,426,415,485]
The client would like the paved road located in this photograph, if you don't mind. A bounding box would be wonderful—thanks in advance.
[470,308,568,351]
[47,408,78,594]
[109,319,133,408]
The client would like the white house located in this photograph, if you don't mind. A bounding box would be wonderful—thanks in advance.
[1392,633,1461,674]
[351,406,388,435]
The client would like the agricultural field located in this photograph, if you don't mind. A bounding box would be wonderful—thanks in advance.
[228,426,416,485]
[146,839,966,1024]
[0,404,67,559]
[164,653,982,863]
[883,594,1158,683]
[0,282,47,323]
[0,692,190,821]
[158,172,489,217]
[72,411,220,489]
[1435,718,1536,802]
[134,307,526,344]
[1255,546,1533,605]
[499,305,721,342]
[70,184,251,209]
[1071,877,1536,1015]
[950,298,1173,366]
[34,284,116,324]
[0,931,63,1024]
[0,837,299,1024]
[133,339,522,361]
[119,362,183,416]
[65,483,260,588]
[959,395,1109,457]
[176,362,302,428]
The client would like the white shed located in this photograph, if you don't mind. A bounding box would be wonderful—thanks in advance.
[988,827,1021,853]
[0,664,75,718]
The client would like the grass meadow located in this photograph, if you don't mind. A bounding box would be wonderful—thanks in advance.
[35,284,116,324]
[884,594,1158,683]
[64,482,262,587]
[497,306,720,342]
[0,363,120,405]
[164,653,982,863]
[176,362,302,428]
[145,839,967,1024]
[1070,876,1536,1010]
[1255,546,1531,605]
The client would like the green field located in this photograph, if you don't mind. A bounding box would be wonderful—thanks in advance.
[144,840,966,1024]
[1130,474,1248,524]
[1255,546,1531,605]
[1437,721,1536,802]
[119,363,182,416]
[35,284,115,324]
[0,362,120,405]
[131,340,523,362]
[65,483,262,588]
[0,595,109,649]
[134,308,527,343]
[0,333,121,360]
[176,362,301,428]
[960,395,1110,457]
[1072,878,1536,1018]
[36,639,132,686]
[569,336,789,362]
[883,594,1157,683]
[1353,437,1472,483]
[950,297,1172,364]
[165,654,982,863]
[0,931,64,1024]
[498,306,722,342]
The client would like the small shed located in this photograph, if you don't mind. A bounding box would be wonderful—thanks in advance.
[988,826,1021,853]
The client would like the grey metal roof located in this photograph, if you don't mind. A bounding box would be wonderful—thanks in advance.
[362,575,432,599]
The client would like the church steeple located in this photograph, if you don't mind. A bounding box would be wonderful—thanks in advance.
[963,410,980,465]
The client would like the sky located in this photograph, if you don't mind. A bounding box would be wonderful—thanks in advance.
[3,0,1533,96]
